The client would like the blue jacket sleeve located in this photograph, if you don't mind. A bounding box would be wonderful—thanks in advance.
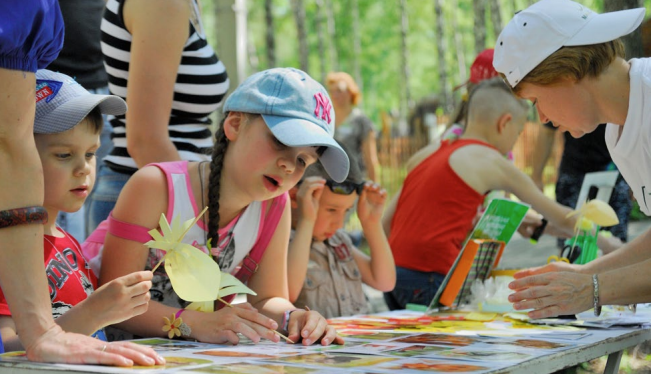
[0,0,64,72]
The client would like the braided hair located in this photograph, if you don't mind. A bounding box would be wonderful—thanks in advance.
[207,117,229,256]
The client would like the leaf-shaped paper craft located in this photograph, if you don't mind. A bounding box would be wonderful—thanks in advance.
[566,200,619,228]
[218,272,257,298]
[144,207,256,304]
[165,243,222,301]
[187,301,214,313]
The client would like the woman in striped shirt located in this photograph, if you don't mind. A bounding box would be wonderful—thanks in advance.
[87,0,229,233]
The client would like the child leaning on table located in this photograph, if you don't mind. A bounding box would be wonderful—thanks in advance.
[0,70,154,351]
[382,77,622,311]
[88,68,347,347]
[288,157,396,318]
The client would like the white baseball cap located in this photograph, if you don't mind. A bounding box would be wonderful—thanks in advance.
[35,69,127,134]
[494,0,645,87]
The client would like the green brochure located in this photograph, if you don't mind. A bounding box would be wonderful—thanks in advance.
[426,198,530,313]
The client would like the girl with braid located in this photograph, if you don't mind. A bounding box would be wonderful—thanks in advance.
[83,68,349,346]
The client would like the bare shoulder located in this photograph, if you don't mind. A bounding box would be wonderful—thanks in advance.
[406,141,441,172]
[112,165,168,228]
[449,144,510,194]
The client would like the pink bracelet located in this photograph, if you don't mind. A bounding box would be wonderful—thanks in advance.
[175,309,185,319]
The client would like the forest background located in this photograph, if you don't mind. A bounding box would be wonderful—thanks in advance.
[197,0,651,207]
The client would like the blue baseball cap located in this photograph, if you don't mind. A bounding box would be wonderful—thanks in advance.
[224,68,349,182]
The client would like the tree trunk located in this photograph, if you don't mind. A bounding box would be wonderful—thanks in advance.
[315,0,327,82]
[351,0,362,89]
[450,0,467,86]
[399,0,411,119]
[325,0,339,71]
[291,0,309,73]
[488,0,503,38]
[604,0,643,58]
[264,0,275,68]
[473,0,486,55]
[434,0,450,111]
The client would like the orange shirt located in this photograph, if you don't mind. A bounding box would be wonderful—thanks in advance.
[390,139,493,274]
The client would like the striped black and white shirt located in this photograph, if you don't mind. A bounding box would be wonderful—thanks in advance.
[100,0,229,174]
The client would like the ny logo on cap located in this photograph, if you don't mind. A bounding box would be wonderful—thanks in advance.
[35,80,63,103]
[314,92,332,124]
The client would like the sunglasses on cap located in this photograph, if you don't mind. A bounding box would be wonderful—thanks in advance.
[325,179,365,195]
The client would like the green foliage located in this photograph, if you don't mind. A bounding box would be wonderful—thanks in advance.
[201,0,647,129]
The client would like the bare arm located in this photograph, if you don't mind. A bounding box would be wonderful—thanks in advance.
[405,141,440,172]
[353,183,395,291]
[381,187,401,238]
[0,69,53,355]
[287,178,325,302]
[531,125,556,190]
[448,146,574,237]
[248,204,343,346]
[509,229,651,318]
[100,166,279,344]
[361,130,380,182]
[121,0,189,167]
[54,271,153,336]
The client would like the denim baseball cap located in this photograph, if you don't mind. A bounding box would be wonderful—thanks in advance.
[224,68,349,182]
[494,0,644,87]
[34,69,126,134]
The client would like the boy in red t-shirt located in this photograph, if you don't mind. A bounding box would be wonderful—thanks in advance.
[0,70,154,351]
[382,78,621,310]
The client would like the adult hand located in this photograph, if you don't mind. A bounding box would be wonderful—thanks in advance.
[296,177,325,223]
[84,271,152,328]
[189,303,280,344]
[508,262,593,319]
[286,310,344,346]
[26,325,164,366]
[357,182,387,226]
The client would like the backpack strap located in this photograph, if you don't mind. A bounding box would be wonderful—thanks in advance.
[234,192,288,284]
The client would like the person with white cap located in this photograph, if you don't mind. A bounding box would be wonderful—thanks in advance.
[92,67,348,346]
[493,0,649,319]
[0,70,163,362]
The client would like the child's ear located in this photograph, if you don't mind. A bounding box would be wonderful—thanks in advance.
[496,113,513,134]
[223,112,245,141]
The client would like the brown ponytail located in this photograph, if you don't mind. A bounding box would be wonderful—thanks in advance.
[207,117,229,253]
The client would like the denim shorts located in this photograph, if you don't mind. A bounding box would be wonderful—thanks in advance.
[85,164,130,236]
[383,266,445,310]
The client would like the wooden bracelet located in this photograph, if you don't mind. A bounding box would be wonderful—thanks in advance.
[0,206,48,229]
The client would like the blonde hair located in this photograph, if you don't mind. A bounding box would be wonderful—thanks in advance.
[326,72,361,106]
[468,78,528,126]
[512,39,625,94]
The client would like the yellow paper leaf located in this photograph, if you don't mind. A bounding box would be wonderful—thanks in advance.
[144,208,260,305]
[218,272,257,298]
[186,301,214,313]
[566,200,619,228]
[165,243,222,301]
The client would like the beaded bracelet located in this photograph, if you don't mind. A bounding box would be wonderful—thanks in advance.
[0,206,48,229]
[282,309,302,332]
[592,274,602,317]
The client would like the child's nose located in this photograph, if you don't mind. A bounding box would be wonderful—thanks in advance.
[278,155,297,174]
[75,159,92,176]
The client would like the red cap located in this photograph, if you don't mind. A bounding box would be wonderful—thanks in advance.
[469,49,498,84]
